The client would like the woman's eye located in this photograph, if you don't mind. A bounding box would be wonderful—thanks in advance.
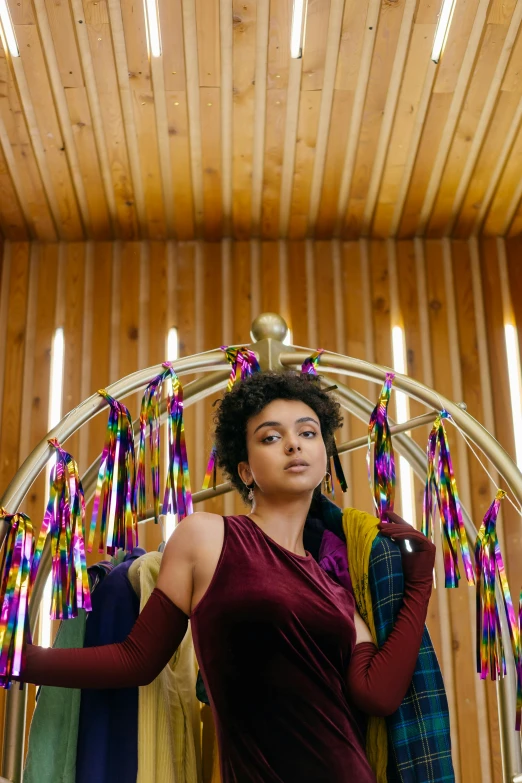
[300,430,316,438]
[262,435,279,443]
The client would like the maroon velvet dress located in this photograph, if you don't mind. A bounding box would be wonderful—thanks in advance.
[190,514,376,783]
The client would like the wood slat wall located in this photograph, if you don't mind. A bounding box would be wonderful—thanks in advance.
[0,237,521,782]
[1,0,522,241]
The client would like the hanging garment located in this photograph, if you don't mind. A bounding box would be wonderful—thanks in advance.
[23,562,113,783]
[128,551,200,783]
[76,548,145,783]
[191,513,376,783]
[342,506,454,783]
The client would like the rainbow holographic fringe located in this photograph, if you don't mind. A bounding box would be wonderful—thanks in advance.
[517,589,522,731]
[88,391,138,555]
[135,363,192,525]
[367,373,395,521]
[0,510,35,686]
[301,349,348,497]
[202,347,261,491]
[301,349,324,375]
[32,439,91,619]
[475,491,520,733]
[423,411,475,588]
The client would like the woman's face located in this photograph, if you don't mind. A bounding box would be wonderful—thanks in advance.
[238,398,327,499]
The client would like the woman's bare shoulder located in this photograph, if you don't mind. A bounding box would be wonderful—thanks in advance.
[169,511,225,557]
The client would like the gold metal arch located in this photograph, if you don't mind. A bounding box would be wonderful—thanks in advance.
[0,313,520,782]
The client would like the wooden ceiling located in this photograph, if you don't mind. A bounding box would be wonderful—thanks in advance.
[0,0,521,242]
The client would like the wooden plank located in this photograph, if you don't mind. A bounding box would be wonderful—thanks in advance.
[200,88,223,239]
[220,0,233,236]
[13,24,84,238]
[0,47,57,240]
[344,0,409,238]
[0,143,28,239]
[429,8,522,236]
[369,22,435,237]
[196,0,221,87]
[181,0,204,236]
[261,88,287,238]
[483,111,522,236]
[307,0,346,234]
[84,14,139,238]
[251,0,270,236]
[451,240,495,783]
[43,0,83,87]
[315,90,353,238]
[164,92,195,239]
[232,0,257,239]
[62,244,86,462]
[260,241,280,314]
[202,242,224,518]
[119,0,166,238]
[334,0,380,236]
[412,237,461,776]
[288,90,323,238]
[159,0,186,91]
[0,243,30,497]
[84,242,113,561]
[64,87,112,238]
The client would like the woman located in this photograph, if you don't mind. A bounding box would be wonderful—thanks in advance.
[21,371,435,783]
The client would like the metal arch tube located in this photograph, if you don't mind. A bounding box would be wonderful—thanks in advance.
[280,351,522,508]
[1,366,230,782]
[3,343,521,780]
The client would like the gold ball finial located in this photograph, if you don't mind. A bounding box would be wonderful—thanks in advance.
[250,313,289,343]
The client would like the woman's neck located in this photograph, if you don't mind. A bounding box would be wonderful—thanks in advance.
[247,495,312,556]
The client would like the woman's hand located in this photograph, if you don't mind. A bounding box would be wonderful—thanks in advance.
[378,511,435,585]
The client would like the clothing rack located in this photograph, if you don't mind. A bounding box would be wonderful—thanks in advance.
[0,312,520,783]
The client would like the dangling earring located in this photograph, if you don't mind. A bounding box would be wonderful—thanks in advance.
[323,471,332,494]
[248,485,255,502]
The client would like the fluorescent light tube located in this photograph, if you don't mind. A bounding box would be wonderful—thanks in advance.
[0,0,19,58]
[290,0,306,59]
[144,0,161,58]
[432,0,456,64]
[392,325,416,527]
[505,324,522,469]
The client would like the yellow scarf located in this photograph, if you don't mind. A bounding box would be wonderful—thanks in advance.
[342,507,388,783]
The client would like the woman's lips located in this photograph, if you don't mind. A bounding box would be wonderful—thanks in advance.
[285,465,309,472]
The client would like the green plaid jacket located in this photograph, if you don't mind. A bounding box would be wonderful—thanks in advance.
[369,534,455,783]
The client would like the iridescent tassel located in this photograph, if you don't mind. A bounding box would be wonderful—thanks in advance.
[0,510,34,686]
[202,347,261,490]
[301,349,324,375]
[32,439,91,619]
[135,363,192,525]
[367,373,395,521]
[423,411,475,588]
[88,391,137,555]
[475,491,519,705]
[515,590,522,731]
[163,370,193,521]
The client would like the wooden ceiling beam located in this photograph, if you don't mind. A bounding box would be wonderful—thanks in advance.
[278,57,303,237]
[414,0,490,236]
[444,3,522,236]
[360,0,416,237]
[251,0,270,237]
[181,0,204,236]
[333,0,380,237]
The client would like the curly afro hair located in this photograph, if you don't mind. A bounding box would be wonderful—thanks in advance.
[212,370,344,504]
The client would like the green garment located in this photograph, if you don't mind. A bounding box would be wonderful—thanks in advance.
[23,609,87,783]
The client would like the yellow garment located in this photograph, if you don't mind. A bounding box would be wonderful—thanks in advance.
[129,552,201,783]
[343,507,388,783]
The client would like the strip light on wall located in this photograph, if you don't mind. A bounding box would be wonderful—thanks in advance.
[40,327,65,648]
[0,0,19,57]
[143,0,161,58]
[164,327,179,542]
[431,0,456,63]
[504,324,522,470]
[392,326,416,528]
[290,0,307,59]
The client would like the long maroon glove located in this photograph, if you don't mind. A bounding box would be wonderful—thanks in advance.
[19,588,188,689]
[346,512,436,717]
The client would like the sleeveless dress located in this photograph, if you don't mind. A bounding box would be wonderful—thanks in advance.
[190,514,377,783]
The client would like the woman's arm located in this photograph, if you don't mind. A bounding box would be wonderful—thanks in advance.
[346,514,435,717]
[20,512,205,689]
